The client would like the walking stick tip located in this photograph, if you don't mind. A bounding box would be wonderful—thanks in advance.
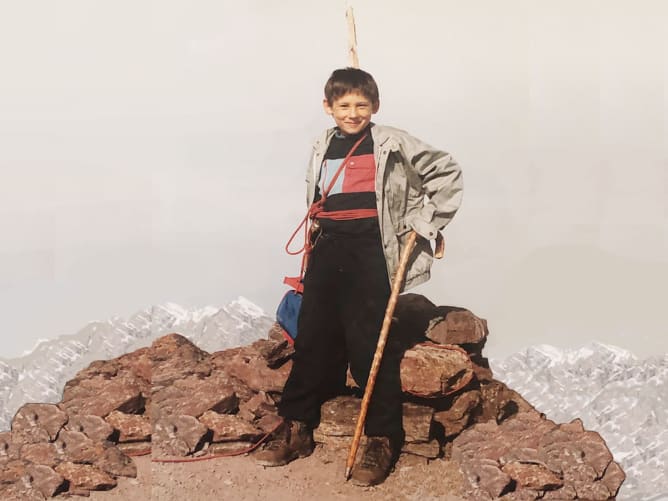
[344,466,352,480]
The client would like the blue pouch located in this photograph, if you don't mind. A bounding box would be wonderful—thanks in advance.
[276,289,301,344]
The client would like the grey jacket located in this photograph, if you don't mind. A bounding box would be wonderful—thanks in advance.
[305,123,463,290]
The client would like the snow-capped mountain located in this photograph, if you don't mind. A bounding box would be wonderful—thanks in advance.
[491,343,668,501]
[0,297,272,431]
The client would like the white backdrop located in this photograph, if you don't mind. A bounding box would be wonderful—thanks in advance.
[1,1,666,358]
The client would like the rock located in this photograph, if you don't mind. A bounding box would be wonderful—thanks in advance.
[476,380,536,424]
[434,389,481,438]
[208,441,255,455]
[151,334,212,388]
[198,411,262,442]
[55,430,106,464]
[116,442,151,456]
[600,460,625,497]
[426,309,488,346]
[501,461,563,490]
[0,432,20,461]
[116,347,152,384]
[401,439,441,459]
[54,462,117,491]
[105,411,151,442]
[402,402,433,443]
[94,446,137,478]
[452,412,624,498]
[238,391,276,422]
[255,414,283,433]
[541,484,577,499]
[251,336,294,369]
[460,458,512,499]
[11,404,68,444]
[153,415,208,457]
[60,376,145,418]
[25,464,65,498]
[19,442,62,467]
[0,482,46,501]
[0,459,27,484]
[315,396,360,439]
[400,343,474,398]
[210,346,292,393]
[152,376,238,419]
[65,415,114,442]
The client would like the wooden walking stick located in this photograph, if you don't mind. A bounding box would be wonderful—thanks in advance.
[344,231,418,480]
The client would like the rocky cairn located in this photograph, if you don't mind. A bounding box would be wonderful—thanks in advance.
[0,294,625,499]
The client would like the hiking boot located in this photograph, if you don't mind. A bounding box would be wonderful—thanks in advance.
[351,436,399,486]
[253,419,315,467]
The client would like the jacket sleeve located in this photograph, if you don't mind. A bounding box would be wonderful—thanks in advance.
[400,134,463,240]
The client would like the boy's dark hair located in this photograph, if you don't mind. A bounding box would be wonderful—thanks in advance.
[324,68,379,106]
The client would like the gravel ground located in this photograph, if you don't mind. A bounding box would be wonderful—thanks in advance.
[88,445,467,501]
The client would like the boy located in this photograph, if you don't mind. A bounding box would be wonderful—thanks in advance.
[255,68,463,486]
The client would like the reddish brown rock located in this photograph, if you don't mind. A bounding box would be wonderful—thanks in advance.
[502,461,563,490]
[116,347,152,384]
[476,380,536,424]
[0,431,20,461]
[55,430,106,464]
[401,439,441,459]
[11,404,68,444]
[0,459,27,484]
[252,336,294,369]
[400,343,474,398]
[0,482,46,501]
[116,442,151,456]
[255,413,283,433]
[54,462,117,491]
[94,446,137,478]
[238,391,276,422]
[600,460,625,497]
[25,464,65,498]
[19,442,62,467]
[434,389,481,438]
[151,334,212,388]
[402,402,433,443]
[198,411,262,442]
[211,346,292,393]
[152,377,238,419]
[65,415,114,442]
[426,309,488,346]
[60,376,144,418]
[105,411,151,442]
[208,441,255,455]
[452,412,624,498]
[153,415,208,457]
[315,396,360,440]
[541,484,577,499]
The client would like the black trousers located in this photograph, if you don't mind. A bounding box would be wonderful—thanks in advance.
[278,230,404,438]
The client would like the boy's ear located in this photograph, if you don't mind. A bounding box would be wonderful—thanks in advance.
[372,100,380,113]
[322,98,333,115]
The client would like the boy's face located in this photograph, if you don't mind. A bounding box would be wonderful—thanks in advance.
[323,91,379,136]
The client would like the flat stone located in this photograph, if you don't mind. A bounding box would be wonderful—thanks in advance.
[402,402,433,443]
[19,442,63,467]
[153,415,208,457]
[210,346,292,393]
[198,411,262,442]
[401,439,441,459]
[208,441,256,455]
[0,431,20,461]
[315,396,360,438]
[94,446,137,478]
[152,376,238,419]
[11,404,68,444]
[54,462,117,491]
[400,343,474,398]
[476,380,536,424]
[238,391,276,421]
[502,461,563,490]
[434,389,481,438]
[55,430,106,464]
[116,442,151,456]
[255,413,283,433]
[65,415,114,442]
[104,411,151,442]
[600,460,625,497]
[0,459,28,484]
[541,484,577,499]
[60,376,144,418]
[0,482,46,500]
[573,480,611,500]
[25,464,65,498]
[151,334,212,388]
[251,337,294,369]
[426,309,488,346]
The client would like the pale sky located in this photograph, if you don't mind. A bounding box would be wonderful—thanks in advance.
[1,1,666,359]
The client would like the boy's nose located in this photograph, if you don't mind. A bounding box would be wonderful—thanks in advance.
[349,107,359,117]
